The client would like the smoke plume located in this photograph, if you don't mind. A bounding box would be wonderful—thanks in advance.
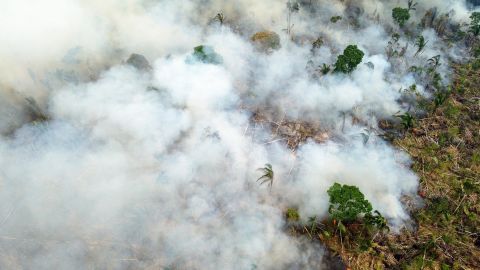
[0,0,477,269]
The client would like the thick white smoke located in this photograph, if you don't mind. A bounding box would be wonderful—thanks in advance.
[0,0,476,269]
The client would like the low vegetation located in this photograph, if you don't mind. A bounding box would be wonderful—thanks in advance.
[285,61,480,270]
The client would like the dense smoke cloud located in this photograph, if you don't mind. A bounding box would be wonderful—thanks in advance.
[0,0,477,269]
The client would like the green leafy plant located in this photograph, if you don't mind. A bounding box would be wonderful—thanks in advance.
[327,183,373,222]
[333,45,365,73]
[257,163,274,188]
[392,7,410,27]
[469,12,480,36]
[364,210,389,231]
[327,183,389,234]
[320,63,331,75]
[396,112,415,130]
[433,90,450,108]
[330,16,342,23]
[414,35,428,56]
[286,208,300,222]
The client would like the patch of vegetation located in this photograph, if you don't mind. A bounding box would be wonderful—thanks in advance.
[392,7,410,27]
[320,63,331,75]
[469,12,480,36]
[286,62,480,269]
[257,163,274,188]
[330,16,342,23]
[286,208,300,222]
[333,45,365,73]
[189,45,223,64]
[327,183,373,223]
[396,112,415,130]
[414,35,428,56]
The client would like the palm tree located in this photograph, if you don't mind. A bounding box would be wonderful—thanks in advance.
[257,164,274,188]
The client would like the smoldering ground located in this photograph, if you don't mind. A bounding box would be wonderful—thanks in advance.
[0,0,477,269]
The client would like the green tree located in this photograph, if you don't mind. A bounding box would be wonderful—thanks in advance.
[333,45,365,73]
[469,12,480,36]
[392,7,410,27]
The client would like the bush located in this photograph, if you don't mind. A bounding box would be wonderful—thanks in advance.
[327,182,388,231]
[333,45,364,73]
[330,16,342,23]
[327,183,372,222]
[392,7,410,27]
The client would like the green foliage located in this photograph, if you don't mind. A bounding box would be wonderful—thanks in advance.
[392,7,410,27]
[364,210,389,231]
[469,12,480,36]
[473,46,480,58]
[414,35,428,56]
[190,45,223,64]
[330,16,342,23]
[286,208,300,222]
[397,112,415,130]
[333,45,365,73]
[257,163,274,188]
[327,183,373,222]
[320,63,331,75]
[433,90,450,108]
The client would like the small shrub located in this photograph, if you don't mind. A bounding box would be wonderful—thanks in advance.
[327,183,373,222]
[320,63,331,75]
[286,208,300,222]
[364,210,389,231]
[397,112,415,130]
[330,16,342,23]
[392,7,410,27]
[333,45,365,73]
[433,90,450,108]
